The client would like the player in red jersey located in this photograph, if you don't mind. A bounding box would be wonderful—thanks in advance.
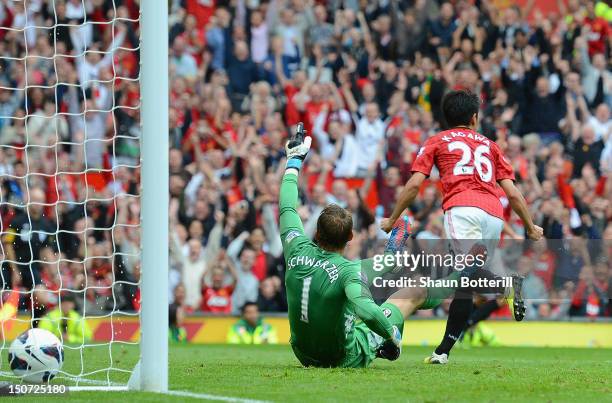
[381,90,543,364]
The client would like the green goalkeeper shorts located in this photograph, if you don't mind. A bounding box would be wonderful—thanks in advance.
[340,302,405,368]
[340,294,444,368]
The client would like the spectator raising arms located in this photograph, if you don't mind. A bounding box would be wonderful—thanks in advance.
[0,0,609,323]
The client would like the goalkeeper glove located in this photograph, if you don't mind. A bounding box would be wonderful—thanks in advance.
[376,325,402,361]
[285,122,312,171]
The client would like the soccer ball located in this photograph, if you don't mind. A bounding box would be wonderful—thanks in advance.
[8,328,64,383]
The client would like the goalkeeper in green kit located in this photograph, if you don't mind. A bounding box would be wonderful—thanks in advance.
[280,124,443,368]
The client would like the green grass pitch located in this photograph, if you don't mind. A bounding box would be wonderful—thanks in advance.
[3,344,611,402]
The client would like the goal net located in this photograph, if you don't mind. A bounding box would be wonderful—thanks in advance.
[0,0,165,389]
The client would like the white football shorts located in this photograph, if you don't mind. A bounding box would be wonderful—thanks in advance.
[443,206,504,267]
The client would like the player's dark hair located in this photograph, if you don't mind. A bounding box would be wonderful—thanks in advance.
[441,90,480,128]
[241,301,258,314]
[316,204,353,251]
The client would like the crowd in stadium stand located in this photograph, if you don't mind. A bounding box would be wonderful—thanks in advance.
[0,0,610,325]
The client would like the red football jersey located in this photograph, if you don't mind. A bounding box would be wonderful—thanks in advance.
[411,128,515,219]
[201,286,234,313]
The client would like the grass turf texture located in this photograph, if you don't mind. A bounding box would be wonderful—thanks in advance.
[2,344,611,402]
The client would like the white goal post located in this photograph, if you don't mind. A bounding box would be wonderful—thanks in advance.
[0,0,168,393]
[138,0,169,393]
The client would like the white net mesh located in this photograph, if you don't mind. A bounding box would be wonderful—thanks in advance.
[0,0,141,386]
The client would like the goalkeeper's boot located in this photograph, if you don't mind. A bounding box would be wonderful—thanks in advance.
[423,352,449,365]
[505,275,526,321]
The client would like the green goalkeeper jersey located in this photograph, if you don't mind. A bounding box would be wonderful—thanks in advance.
[279,172,394,367]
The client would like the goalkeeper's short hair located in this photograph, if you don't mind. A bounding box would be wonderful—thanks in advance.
[316,204,353,250]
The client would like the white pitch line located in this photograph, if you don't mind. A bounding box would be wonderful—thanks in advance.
[65,384,271,402]
[6,370,270,401]
[69,386,129,392]
[4,374,270,403]
[166,390,272,403]
[59,376,124,387]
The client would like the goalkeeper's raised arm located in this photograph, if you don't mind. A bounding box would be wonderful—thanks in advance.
[279,123,312,253]
[279,124,404,368]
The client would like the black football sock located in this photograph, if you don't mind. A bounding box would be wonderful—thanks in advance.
[466,299,500,328]
[434,291,473,356]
